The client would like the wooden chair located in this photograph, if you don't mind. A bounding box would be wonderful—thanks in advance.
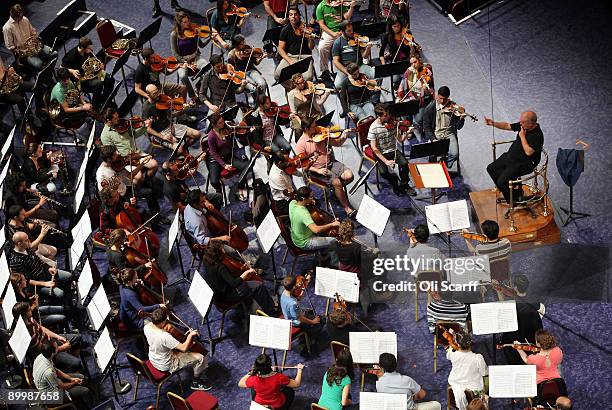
[126,353,183,409]
[275,214,317,276]
[414,269,445,321]
[256,309,311,369]
[167,390,220,410]
[22,367,77,409]
[434,322,463,373]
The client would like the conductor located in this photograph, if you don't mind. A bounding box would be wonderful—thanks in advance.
[484,111,544,204]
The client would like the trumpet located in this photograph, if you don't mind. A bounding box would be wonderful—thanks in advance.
[26,218,67,236]
[26,188,64,207]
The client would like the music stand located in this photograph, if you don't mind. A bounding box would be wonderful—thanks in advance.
[409,162,452,205]
[100,80,123,113]
[409,140,451,203]
[137,17,163,49]
[315,110,335,127]
[117,90,139,117]
[220,105,240,121]
[386,100,420,117]
[111,50,131,95]
[94,328,132,400]
[18,94,35,135]
[237,149,261,187]
[352,21,387,39]
[262,26,283,46]
[193,63,212,81]
[349,160,378,196]
[276,57,313,86]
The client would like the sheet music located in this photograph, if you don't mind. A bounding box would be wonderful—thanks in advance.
[416,163,450,188]
[248,315,291,350]
[360,392,408,410]
[425,200,470,234]
[448,255,491,284]
[349,332,397,363]
[489,365,537,398]
[188,270,214,318]
[77,261,94,303]
[0,154,12,185]
[9,316,31,364]
[250,401,270,410]
[94,327,115,373]
[167,211,180,254]
[356,194,390,236]
[314,267,360,303]
[1,126,14,159]
[74,147,93,211]
[86,122,96,151]
[256,210,281,253]
[0,225,5,250]
[471,301,518,335]
[0,251,10,293]
[88,286,111,331]
[2,283,17,328]
[448,200,470,230]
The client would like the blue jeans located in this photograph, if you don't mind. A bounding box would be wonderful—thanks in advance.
[301,236,338,267]
[38,269,73,300]
[25,45,57,70]
[349,102,375,121]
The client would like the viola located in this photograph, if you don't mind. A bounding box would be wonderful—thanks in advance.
[114,116,145,134]
[227,4,260,18]
[347,33,375,48]
[395,28,422,51]
[205,206,249,252]
[348,74,389,92]
[110,152,144,172]
[263,102,291,123]
[442,101,479,122]
[385,118,413,132]
[496,343,540,353]
[183,24,213,39]
[238,44,266,61]
[168,151,207,180]
[283,152,316,175]
[311,125,354,143]
[155,94,187,111]
[332,293,351,323]
[302,81,332,96]
[218,63,246,85]
[416,66,431,84]
[437,324,460,350]
[150,54,180,72]
[294,23,319,39]
[292,271,313,299]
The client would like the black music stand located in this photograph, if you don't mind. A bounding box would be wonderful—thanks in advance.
[117,90,139,117]
[263,26,283,46]
[352,21,387,39]
[100,80,123,112]
[220,105,240,121]
[111,50,132,95]
[410,140,450,203]
[38,0,85,47]
[386,100,420,117]
[373,60,410,80]
[276,57,313,86]
[193,63,212,81]
[18,94,35,135]
[237,148,261,187]
[315,110,335,127]
[136,17,163,50]
[349,159,379,196]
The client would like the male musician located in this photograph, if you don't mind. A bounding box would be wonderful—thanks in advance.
[143,307,212,391]
[368,104,416,196]
[275,7,315,85]
[60,37,115,110]
[422,86,465,169]
[405,224,445,268]
[96,186,136,244]
[484,111,544,204]
[331,21,375,91]
[344,62,377,121]
[263,0,289,28]
[3,4,57,71]
[160,162,224,211]
[396,55,434,139]
[32,343,94,408]
[50,67,91,127]
[294,117,355,216]
[555,397,572,410]
[119,268,164,331]
[198,53,242,113]
[0,56,33,113]
[316,0,357,80]
[245,95,292,154]
[376,353,441,410]
[6,205,58,266]
[153,0,182,18]
[268,151,296,215]
[183,189,232,246]
[463,220,511,281]
[142,84,201,153]
[426,290,469,333]
[134,48,187,102]
[227,35,268,106]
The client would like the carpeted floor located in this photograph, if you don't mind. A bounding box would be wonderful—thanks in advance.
[1,0,611,409]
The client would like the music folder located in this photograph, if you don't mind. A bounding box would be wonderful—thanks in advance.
[277,57,313,85]
[262,26,283,46]
[373,60,411,80]
[409,162,452,189]
[386,100,420,118]
[352,21,387,39]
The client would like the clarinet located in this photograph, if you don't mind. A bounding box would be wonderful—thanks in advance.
[26,188,64,208]
[27,218,67,236]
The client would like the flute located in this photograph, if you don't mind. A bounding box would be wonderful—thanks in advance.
[26,188,64,207]
[27,218,67,236]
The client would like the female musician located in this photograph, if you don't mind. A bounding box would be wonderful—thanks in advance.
[345,62,378,121]
[6,205,57,265]
[245,95,292,154]
[22,142,59,195]
[3,173,58,224]
[274,7,315,85]
[287,73,331,140]
[379,15,416,88]
[170,12,210,97]
[228,35,268,105]
[325,308,357,346]
[446,332,488,410]
[516,330,563,385]
[330,219,362,274]
[10,272,67,329]
[210,0,245,47]
[206,112,249,200]
[238,353,304,410]
[118,268,164,331]
[202,240,278,316]
[106,229,152,280]
[317,351,353,410]
[396,55,433,138]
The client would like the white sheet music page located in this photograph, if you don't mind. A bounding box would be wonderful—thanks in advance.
[448,200,471,230]
[448,255,491,285]
[89,286,112,331]
[2,283,17,328]
[94,327,115,372]
[350,332,397,363]
[315,267,360,303]
[314,267,336,299]
[77,260,94,303]
[471,301,518,335]
[356,194,390,236]
[489,365,537,398]
[416,163,450,188]
[257,210,281,253]
[250,401,270,410]
[167,210,180,254]
[0,126,15,159]
[188,270,214,318]
[425,202,453,233]
[0,251,10,293]
[9,316,31,364]
[248,315,291,350]
[359,392,408,410]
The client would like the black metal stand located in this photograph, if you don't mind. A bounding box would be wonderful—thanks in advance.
[167,233,191,287]
[560,185,590,226]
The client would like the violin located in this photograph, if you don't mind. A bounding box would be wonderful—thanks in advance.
[394,28,422,51]
[155,94,187,111]
[237,44,266,61]
[329,0,354,7]
[480,280,519,298]
[150,54,180,72]
[365,365,384,378]
[110,152,143,172]
[302,81,332,96]
[283,152,317,175]
[263,102,291,123]
[114,116,145,134]
[437,324,460,351]
[347,34,376,48]
[496,343,540,353]
[460,231,488,242]
[385,118,413,132]
[205,206,249,252]
[416,66,431,84]
[332,293,351,323]
[183,24,213,39]
[218,63,247,85]
[292,271,313,299]
[348,74,389,92]
[227,4,260,18]
[168,151,207,180]
[294,23,319,39]
[311,125,352,143]
[442,101,479,122]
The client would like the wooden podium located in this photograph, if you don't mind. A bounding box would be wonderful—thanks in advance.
[409,162,452,204]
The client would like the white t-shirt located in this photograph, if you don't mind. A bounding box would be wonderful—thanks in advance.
[95,163,127,196]
[144,322,180,371]
[446,350,488,390]
[268,163,293,201]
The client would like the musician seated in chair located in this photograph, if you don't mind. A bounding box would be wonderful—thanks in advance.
[426,290,469,334]
[446,332,488,410]
[463,220,511,286]
[134,47,187,103]
[6,205,58,266]
[10,272,67,330]
[375,353,441,410]
[344,62,379,122]
[50,67,91,128]
[61,36,115,110]
[119,268,165,331]
[0,56,33,114]
[183,188,234,246]
[96,185,136,244]
[484,111,544,204]
[106,229,153,283]
[227,34,268,106]
[274,7,315,86]
[198,53,243,114]
[515,330,563,386]
[244,94,292,154]
[21,142,60,196]
[161,164,224,211]
[202,240,279,317]
[2,172,58,224]
[268,151,296,215]
[325,308,360,346]
[395,55,433,140]
[143,307,212,391]
[170,11,209,99]
[295,117,355,216]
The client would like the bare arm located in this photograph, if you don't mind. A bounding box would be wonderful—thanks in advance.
[287,365,304,387]
[174,331,196,352]
[277,41,295,64]
[341,383,352,406]
[307,221,338,234]
[484,117,512,130]
[318,19,336,37]
[238,373,250,388]
[333,55,347,75]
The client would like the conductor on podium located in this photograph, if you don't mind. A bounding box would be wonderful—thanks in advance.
[484,111,544,204]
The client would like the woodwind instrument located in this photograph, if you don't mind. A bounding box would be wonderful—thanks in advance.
[26,218,67,236]
[26,188,64,207]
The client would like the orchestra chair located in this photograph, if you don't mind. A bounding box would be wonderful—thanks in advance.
[414,269,445,322]
[22,367,77,409]
[330,341,371,392]
[96,19,129,65]
[311,404,328,410]
[126,352,183,409]
[204,298,249,342]
[167,391,220,410]
[256,309,311,369]
[491,141,550,232]
[446,376,488,410]
[434,322,463,373]
[202,146,241,206]
[355,115,381,193]
[43,93,84,147]
[528,378,567,408]
[179,213,205,273]
[0,102,17,123]
[275,214,317,276]
[109,317,145,369]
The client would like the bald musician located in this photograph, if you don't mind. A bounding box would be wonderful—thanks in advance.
[484,111,544,204]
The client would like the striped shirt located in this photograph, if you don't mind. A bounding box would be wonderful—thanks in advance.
[9,248,49,280]
[475,238,511,279]
[33,354,60,393]
[427,299,469,333]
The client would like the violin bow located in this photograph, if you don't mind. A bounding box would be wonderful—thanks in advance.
[228,210,232,238]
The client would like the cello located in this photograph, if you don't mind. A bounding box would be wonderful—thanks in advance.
[115,209,161,257]
[205,207,249,252]
[283,189,338,237]
[123,245,168,291]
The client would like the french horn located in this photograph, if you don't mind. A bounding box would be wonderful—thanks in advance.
[17,35,43,58]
